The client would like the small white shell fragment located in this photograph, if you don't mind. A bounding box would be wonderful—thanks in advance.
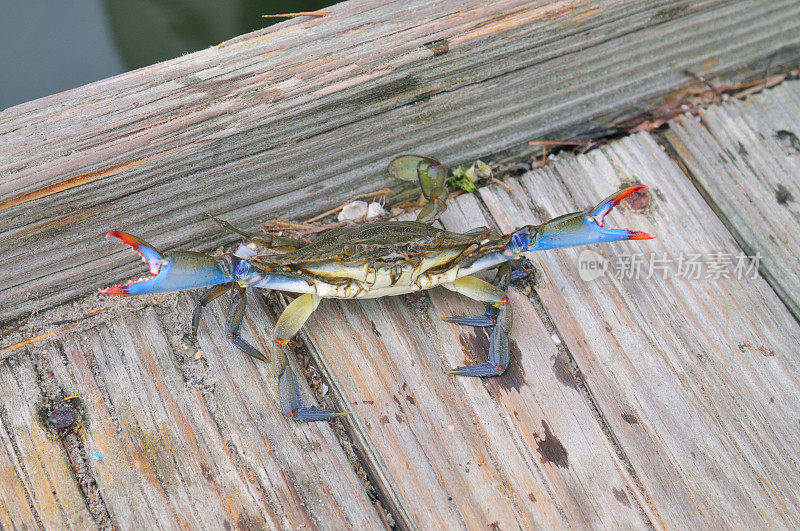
[320,383,329,397]
[338,200,369,221]
[234,243,257,259]
[366,201,386,219]
[551,333,561,344]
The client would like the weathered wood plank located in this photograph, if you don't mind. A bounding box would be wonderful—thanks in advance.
[1,294,381,529]
[479,133,800,527]
[664,79,800,319]
[4,0,800,323]
[5,106,800,529]
[295,193,650,528]
[0,354,95,528]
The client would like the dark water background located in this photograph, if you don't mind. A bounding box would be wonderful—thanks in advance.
[0,0,334,110]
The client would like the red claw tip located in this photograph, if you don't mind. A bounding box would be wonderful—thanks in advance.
[100,286,131,296]
[105,231,142,247]
[627,230,656,240]
[613,184,649,205]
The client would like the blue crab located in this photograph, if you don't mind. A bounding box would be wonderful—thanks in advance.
[103,156,654,421]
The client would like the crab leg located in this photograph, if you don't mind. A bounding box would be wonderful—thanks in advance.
[445,260,530,328]
[387,154,449,224]
[442,275,513,377]
[415,185,448,224]
[225,287,268,362]
[415,158,448,224]
[207,214,308,251]
[505,258,534,284]
[443,312,496,327]
[271,294,347,421]
[192,283,234,343]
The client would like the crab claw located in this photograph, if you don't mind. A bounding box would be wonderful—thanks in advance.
[102,231,231,296]
[529,185,655,251]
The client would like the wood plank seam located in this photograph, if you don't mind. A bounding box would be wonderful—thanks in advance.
[464,189,660,528]
[291,294,464,529]
[0,403,46,528]
[479,131,800,526]
[658,100,800,324]
[144,305,294,526]
[156,297,380,528]
[1,291,384,528]
[256,289,398,528]
[519,288,658,528]
[4,0,800,324]
[657,131,772,275]
[27,343,115,528]
[402,291,542,525]
[74,326,189,526]
[393,249,575,527]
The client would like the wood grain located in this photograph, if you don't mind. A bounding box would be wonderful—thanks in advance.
[4,0,800,324]
[0,294,381,529]
[0,354,94,528]
[664,80,800,319]
[296,193,650,528]
[479,132,800,528]
[4,103,800,529]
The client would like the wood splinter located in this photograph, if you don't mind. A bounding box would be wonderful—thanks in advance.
[262,11,328,18]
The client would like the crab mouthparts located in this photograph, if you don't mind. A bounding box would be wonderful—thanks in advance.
[101,231,166,295]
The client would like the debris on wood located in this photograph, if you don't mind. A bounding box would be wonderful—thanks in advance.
[1,324,77,353]
[305,189,392,223]
[624,69,797,133]
[337,201,387,221]
[448,160,492,193]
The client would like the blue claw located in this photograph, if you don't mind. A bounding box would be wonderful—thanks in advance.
[102,231,231,295]
[500,186,656,257]
[529,185,655,251]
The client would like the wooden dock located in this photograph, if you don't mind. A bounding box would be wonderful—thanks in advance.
[2,1,800,528]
